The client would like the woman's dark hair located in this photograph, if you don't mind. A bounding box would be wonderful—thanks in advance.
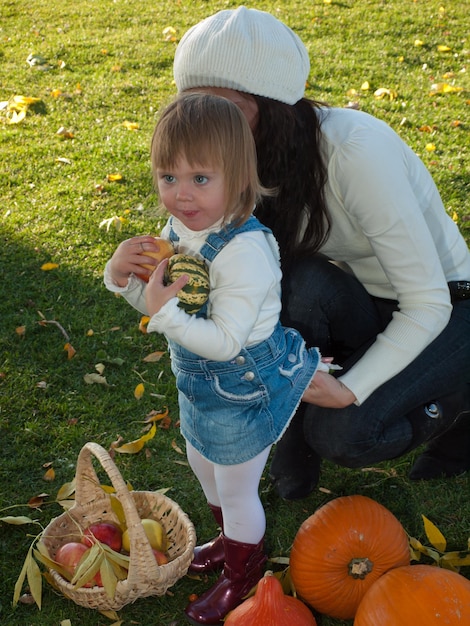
[252,96,330,262]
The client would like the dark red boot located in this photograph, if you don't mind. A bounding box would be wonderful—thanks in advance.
[185,534,267,625]
[189,504,225,574]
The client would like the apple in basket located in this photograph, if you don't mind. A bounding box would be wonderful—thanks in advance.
[152,548,169,565]
[55,542,103,587]
[82,521,123,552]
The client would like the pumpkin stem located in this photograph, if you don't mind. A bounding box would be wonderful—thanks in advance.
[348,557,374,579]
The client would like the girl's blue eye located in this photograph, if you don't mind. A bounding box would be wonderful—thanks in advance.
[163,175,175,183]
[194,175,208,184]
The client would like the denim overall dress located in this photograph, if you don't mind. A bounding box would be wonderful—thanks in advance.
[167,216,321,465]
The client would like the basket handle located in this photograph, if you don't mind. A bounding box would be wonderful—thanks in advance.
[73,442,160,580]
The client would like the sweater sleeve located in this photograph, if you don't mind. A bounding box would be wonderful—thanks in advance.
[147,233,281,361]
[329,121,452,403]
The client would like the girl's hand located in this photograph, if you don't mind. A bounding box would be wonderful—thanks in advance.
[145,259,189,316]
[108,236,165,287]
[302,371,356,408]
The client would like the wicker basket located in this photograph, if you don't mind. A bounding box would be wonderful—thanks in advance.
[41,442,196,610]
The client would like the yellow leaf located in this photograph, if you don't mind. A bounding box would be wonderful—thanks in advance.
[143,351,165,362]
[414,39,424,47]
[109,494,126,526]
[26,555,42,609]
[107,173,123,182]
[87,328,94,336]
[13,550,31,608]
[51,89,62,98]
[84,372,109,385]
[100,556,118,599]
[56,126,74,139]
[144,407,169,423]
[360,81,370,91]
[43,467,55,482]
[64,342,76,359]
[122,120,139,130]
[425,143,436,152]
[171,439,184,455]
[139,316,150,333]
[429,82,463,95]
[422,515,447,552]
[72,543,103,589]
[15,325,26,336]
[56,478,76,501]
[374,87,398,100]
[437,45,451,52]
[113,423,157,454]
[162,26,177,42]
[41,262,59,271]
[134,383,145,400]
[8,109,26,124]
[0,515,37,525]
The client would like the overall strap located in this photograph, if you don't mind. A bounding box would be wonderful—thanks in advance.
[168,217,180,245]
[200,215,273,263]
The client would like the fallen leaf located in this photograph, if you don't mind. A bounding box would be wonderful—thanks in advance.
[122,120,139,130]
[0,515,38,525]
[425,143,437,152]
[144,407,169,423]
[429,82,463,95]
[373,87,398,100]
[28,493,49,508]
[15,326,26,336]
[41,262,59,271]
[84,373,109,385]
[64,343,76,359]
[139,316,150,333]
[112,423,157,454]
[171,439,184,455]
[107,173,123,182]
[422,515,447,552]
[43,467,55,481]
[143,351,165,363]
[56,126,74,139]
[134,383,145,400]
[437,45,451,52]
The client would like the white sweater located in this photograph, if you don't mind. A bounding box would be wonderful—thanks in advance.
[316,107,470,402]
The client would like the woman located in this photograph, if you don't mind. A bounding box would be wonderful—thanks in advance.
[172,6,470,504]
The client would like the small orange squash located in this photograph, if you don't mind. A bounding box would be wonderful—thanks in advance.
[354,564,470,625]
[225,570,317,626]
[289,495,410,620]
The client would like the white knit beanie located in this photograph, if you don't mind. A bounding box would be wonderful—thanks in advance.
[173,7,310,105]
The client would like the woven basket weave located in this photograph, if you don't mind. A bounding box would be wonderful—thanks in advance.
[41,442,196,610]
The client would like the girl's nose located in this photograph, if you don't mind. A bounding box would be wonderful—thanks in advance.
[175,182,192,201]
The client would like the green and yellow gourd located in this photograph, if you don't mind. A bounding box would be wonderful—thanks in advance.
[165,254,210,314]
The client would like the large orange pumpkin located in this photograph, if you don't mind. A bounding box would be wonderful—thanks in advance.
[354,564,470,625]
[289,495,410,620]
[225,570,317,626]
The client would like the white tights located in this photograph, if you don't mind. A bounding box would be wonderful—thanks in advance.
[186,441,271,545]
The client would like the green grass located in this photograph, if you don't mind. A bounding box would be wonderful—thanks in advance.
[1,0,469,624]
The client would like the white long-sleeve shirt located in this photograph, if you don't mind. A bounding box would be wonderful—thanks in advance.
[316,107,470,403]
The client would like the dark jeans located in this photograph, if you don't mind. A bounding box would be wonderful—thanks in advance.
[280,256,470,467]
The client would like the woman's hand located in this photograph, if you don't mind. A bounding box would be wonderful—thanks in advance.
[302,371,356,408]
[145,259,189,316]
[108,236,163,287]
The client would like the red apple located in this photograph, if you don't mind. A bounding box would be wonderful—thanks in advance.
[152,548,169,565]
[82,521,123,552]
[55,541,103,587]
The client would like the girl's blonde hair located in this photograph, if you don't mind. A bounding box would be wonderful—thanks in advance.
[151,92,271,225]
